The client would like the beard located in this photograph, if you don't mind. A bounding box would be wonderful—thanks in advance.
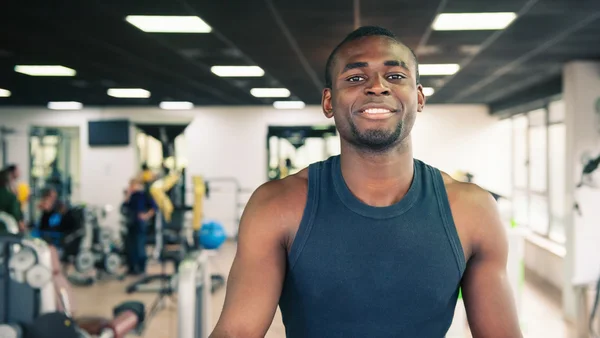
[347,119,404,153]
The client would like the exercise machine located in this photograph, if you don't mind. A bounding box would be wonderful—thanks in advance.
[0,233,146,338]
[69,205,125,285]
[0,211,19,234]
[177,250,212,338]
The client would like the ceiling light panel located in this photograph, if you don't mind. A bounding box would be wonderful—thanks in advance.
[432,13,517,31]
[273,101,305,109]
[211,66,265,77]
[107,88,151,98]
[250,88,291,98]
[419,64,460,76]
[15,65,76,76]
[47,101,83,110]
[126,15,212,33]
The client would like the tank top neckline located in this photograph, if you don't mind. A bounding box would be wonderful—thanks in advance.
[330,155,421,219]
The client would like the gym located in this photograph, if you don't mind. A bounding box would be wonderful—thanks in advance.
[1,1,599,337]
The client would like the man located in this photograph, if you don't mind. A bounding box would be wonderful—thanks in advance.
[6,164,30,215]
[122,177,156,275]
[36,187,74,241]
[210,26,522,338]
[0,169,25,232]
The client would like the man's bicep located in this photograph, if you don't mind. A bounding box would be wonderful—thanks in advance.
[211,186,288,338]
[461,192,522,338]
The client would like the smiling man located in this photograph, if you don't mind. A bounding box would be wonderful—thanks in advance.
[210,26,522,338]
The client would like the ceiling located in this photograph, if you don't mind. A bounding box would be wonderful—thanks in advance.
[1,0,599,113]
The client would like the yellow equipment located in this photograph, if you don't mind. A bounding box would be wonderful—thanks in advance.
[192,176,206,231]
[148,173,180,223]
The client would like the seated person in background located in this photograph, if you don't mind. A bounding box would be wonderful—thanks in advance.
[122,177,157,275]
[0,169,25,233]
[36,187,75,245]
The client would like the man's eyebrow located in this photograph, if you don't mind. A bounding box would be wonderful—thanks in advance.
[341,60,411,74]
[384,60,411,71]
[341,62,368,74]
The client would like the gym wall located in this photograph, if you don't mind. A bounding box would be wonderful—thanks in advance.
[183,104,511,237]
[0,104,511,237]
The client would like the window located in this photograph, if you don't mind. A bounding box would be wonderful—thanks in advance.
[511,100,566,244]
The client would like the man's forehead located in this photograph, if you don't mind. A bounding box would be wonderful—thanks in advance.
[340,36,410,59]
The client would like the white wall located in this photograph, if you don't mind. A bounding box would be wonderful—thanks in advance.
[411,105,513,198]
[0,108,195,228]
[0,104,511,237]
[184,104,511,236]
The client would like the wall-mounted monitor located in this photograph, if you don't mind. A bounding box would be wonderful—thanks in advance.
[88,119,130,146]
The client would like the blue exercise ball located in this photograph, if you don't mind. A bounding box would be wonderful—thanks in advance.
[199,220,226,250]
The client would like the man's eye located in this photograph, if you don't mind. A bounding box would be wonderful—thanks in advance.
[347,76,364,82]
[388,74,405,80]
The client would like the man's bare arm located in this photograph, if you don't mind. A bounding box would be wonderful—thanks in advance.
[209,181,291,338]
[459,186,522,338]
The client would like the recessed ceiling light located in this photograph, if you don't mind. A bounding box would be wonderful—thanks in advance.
[159,101,194,110]
[125,15,212,33]
[211,66,265,77]
[250,88,291,98]
[273,101,305,109]
[432,12,517,31]
[107,88,151,98]
[419,64,460,76]
[14,65,76,76]
[47,101,83,110]
[422,87,435,96]
[0,88,11,97]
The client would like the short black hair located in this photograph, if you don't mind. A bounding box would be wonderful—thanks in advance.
[6,164,17,173]
[40,187,56,199]
[324,26,420,89]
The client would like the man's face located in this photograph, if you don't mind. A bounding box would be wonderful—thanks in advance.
[11,167,19,180]
[39,191,57,211]
[322,36,425,153]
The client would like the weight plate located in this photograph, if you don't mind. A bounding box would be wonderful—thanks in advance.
[100,230,112,247]
[75,251,95,273]
[0,324,22,338]
[104,253,121,274]
[8,248,36,273]
[26,265,51,288]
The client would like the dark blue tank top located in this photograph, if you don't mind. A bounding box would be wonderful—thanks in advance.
[278,155,466,338]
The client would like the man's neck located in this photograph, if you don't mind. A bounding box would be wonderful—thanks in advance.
[339,138,414,207]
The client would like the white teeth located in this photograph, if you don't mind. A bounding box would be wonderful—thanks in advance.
[364,108,391,114]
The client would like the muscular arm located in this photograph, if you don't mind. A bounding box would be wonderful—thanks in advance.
[210,181,291,338]
[459,186,522,338]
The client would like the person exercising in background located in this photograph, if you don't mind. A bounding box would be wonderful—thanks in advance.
[210,26,522,338]
[5,164,30,216]
[122,177,157,276]
[0,169,25,232]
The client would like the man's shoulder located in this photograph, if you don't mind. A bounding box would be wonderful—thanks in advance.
[438,171,495,207]
[252,168,309,211]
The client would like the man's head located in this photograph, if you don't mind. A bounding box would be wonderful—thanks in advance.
[129,177,144,192]
[6,164,19,180]
[38,187,58,211]
[322,26,425,153]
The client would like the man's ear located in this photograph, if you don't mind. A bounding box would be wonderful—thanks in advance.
[322,88,334,118]
[416,84,426,112]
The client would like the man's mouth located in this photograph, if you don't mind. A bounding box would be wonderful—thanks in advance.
[357,105,397,119]
[362,108,393,114]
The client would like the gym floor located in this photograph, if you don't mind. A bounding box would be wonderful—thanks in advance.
[70,241,576,338]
